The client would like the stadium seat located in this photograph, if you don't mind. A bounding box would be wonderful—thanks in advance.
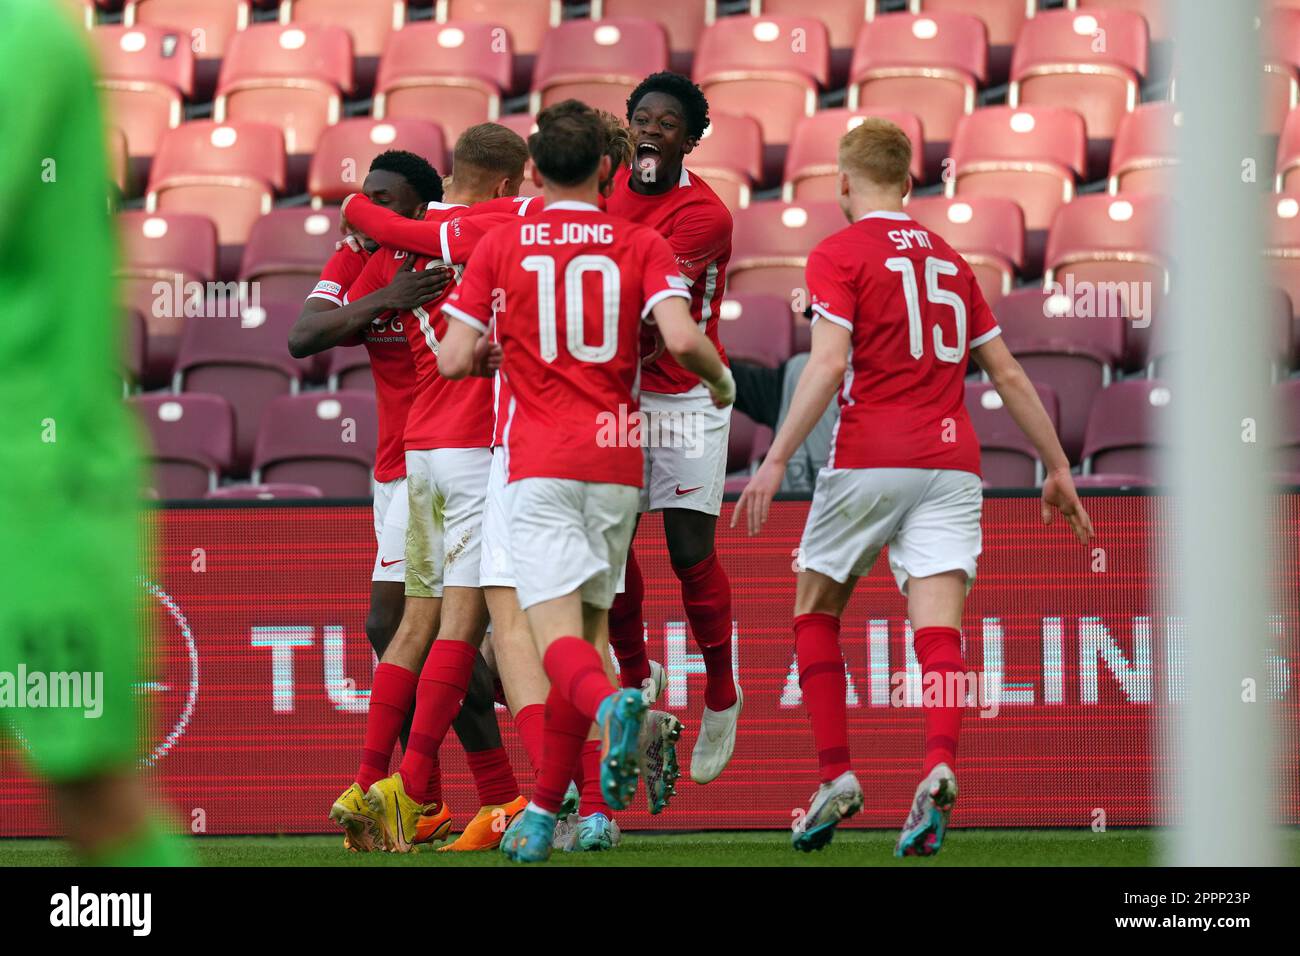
[592,0,714,75]
[59,0,96,29]
[123,309,147,394]
[717,295,795,369]
[213,24,353,165]
[1080,379,1172,478]
[964,381,1060,487]
[728,201,846,298]
[1109,101,1180,196]
[251,391,378,496]
[1009,8,1148,176]
[173,300,312,476]
[947,106,1087,274]
[784,109,924,201]
[911,0,1034,84]
[205,482,325,499]
[530,18,668,116]
[905,196,1024,305]
[239,208,344,305]
[123,0,252,99]
[434,0,561,94]
[753,0,875,85]
[278,0,406,93]
[1280,379,1300,472]
[326,344,374,392]
[130,393,235,499]
[727,409,773,474]
[373,22,512,144]
[90,26,194,189]
[1066,0,1172,43]
[117,211,219,386]
[1262,195,1300,334]
[309,119,448,205]
[993,287,1124,464]
[107,126,130,197]
[847,12,987,180]
[1070,472,1155,488]
[147,121,287,278]
[1262,8,1300,135]
[694,15,830,152]
[1280,107,1300,193]
[684,113,764,212]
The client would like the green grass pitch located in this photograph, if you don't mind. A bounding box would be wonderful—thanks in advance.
[8,829,1298,867]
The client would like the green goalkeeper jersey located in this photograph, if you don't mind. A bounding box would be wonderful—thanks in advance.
[0,0,148,779]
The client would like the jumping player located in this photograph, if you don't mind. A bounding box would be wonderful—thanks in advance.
[733,119,1094,856]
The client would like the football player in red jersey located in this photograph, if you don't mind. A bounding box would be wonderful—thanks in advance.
[437,100,734,862]
[734,119,1094,856]
[605,73,743,786]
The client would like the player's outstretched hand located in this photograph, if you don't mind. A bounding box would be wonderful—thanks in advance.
[1041,467,1094,543]
[705,368,736,409]
[470,335,502,377]
[381,255,450,311]
[731,458,785,536]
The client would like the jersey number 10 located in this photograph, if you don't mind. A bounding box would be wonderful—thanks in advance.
[523,254,620,365]
[884,256,967,364]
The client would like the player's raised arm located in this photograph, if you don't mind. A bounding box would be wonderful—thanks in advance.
[342,193,448,259]
[972,335,1094,543]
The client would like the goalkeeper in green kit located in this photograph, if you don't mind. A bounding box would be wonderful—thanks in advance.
[0,0,191,865]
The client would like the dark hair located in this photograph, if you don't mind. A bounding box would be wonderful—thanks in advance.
[625,71,711,140]
[368,149,443,202]
[529,100,604,187]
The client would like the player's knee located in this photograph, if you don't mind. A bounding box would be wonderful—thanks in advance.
[364,609,400,659]
[666,531,714,570]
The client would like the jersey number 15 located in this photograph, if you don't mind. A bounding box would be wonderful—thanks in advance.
[884,256,967,364]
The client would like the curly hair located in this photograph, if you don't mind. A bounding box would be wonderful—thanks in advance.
[368,149,443,202]
[625,71,711,140]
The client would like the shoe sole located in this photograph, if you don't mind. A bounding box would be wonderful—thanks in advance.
[328,803,380,853]
[792,787,864,853]
[600,689,647,811]
[894,777,956,858]
[645,714,683,815]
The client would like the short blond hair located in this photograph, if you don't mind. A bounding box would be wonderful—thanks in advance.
[452,122,529,191]
[598,110,634,169]
[838,118,912,190]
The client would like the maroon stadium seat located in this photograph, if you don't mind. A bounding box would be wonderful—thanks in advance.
[240,207,345,305]
[1280,379,1300,472]
[994,287,1124,464]
[252,391,378,496]
[717,295,794,369]
[531,18,669,116]
[117,211,219,386]
[374,22,512,144]
[1081,379,1172,479]
[848,12,987,180]
[592,0,713,75]
[123,0,252,99]
[1110,101,1180,196]
[205,482,325,500]
[784,109,924,201]
[965,381,1060,488]
[1009,8,1148,175]
[326,344,374,392]
[727,409,773,474]
[753,0,875,85]
[694,16,830,148]
[278,0,406,93]
[174,300,312,476]
[912,0,1034,84]
[309,119,448,205]
[124,309,147,393]
[147,121,286,278]
[905,196,1024,305]
[435,0,560,94]
[685,113,764,212]
[1261,8,1300,135]
[728,201,846,298]
[130,393,235,499]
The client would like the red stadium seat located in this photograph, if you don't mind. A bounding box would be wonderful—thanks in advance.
[592,0,715,75]
[252,391,378,496]
[435,0,561,93]
[117,211,219,386]
[174,300,313,475]
[994,287,1124,463]
[309,119,448,205]
[1280,379,1300,472]
[784,109,924,201]
[374,22,512,144]
[728,201,846,298]
[326,344,374,392]
[910,0,1034,84]
[964,381,1060,487]
[214,24,353,161]
[1109,101,1180,196]
[685,113,764,212]
[60,0,96,29]
[239,208,344,304]
[694,16,830,148]
[91,26,194,187]
[1009,8,1148,175]
[1081,379,1172,478]
[531,18,668,116]
[848,12,987,180]
[123,0,252,99]
[147,121,286,277]
[1277,108,1300,194]
[1067,0,1172,43]
[727,409,773,474]
[278,0,406,92]
[130,393,235,499]
[905,196,1024,304]
[717,294,794,368]
[205,482,325,499]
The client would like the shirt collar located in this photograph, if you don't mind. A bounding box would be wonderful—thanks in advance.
[545,200,602,212]
[857,210,911,222]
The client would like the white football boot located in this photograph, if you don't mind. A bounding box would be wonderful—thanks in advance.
[894,763,958,858]
[791,770,864,852]
[689,681,742,784]
[640,659,667,705]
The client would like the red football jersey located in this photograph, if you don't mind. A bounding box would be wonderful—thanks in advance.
[307,246,415,483]
[605,165,731,395]
[805,210,1001,475]
[442,200,690,486]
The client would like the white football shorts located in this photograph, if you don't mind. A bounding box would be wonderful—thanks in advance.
[372,476,409,583]
[404,447,492,598]
[638,385,731,515]
[478,449,515,589]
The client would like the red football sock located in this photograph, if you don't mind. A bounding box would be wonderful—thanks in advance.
[608,548,651,688]
[357,662,418,791]
[794,612,851,783]
[465,747,519,807]
[542,637,616,721]
[398,639,479,804]
[578,739,615,818]
[512,703,546,778]
[914,626,965,775]
[675,552,736,711]
[534,685,590,814]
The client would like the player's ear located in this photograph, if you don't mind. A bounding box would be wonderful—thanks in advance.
[530,163,543,189]
[597,153,612,184]
[900,176,912,203]
[683,136,698,156]
[839,172,851,200]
